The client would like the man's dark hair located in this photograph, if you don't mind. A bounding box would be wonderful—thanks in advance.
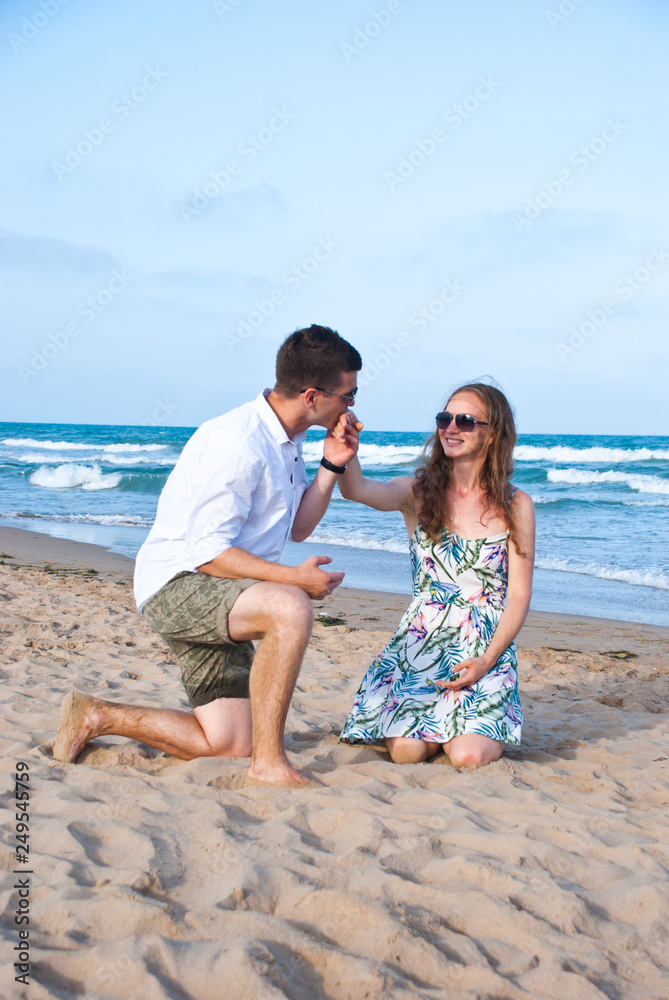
[274,324,362,397]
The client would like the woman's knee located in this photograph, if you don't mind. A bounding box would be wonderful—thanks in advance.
[448,748,483,768]
[447,743,503,769]
[386,738,430,764]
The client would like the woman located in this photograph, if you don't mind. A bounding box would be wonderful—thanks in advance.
[338,382,535,768]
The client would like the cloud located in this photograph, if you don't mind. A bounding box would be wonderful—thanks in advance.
[177,182,289,226]
[2,231,119,279]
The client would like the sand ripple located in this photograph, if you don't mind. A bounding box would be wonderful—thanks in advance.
[1,566,668,999]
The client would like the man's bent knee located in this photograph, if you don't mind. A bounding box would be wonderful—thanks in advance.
[194,698,252,758]
[229,581,312,641]
[255,583,313,635]
[206,735,252,758]
[278,585,313,632]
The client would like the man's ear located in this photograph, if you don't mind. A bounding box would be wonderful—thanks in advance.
[301,388,319,408]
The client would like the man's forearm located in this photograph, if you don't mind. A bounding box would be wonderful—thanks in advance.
[197,544,345,600]
[197,546,297,584]
[291,466,339,542]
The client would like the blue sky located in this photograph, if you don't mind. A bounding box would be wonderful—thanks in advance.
[1,0,667,433]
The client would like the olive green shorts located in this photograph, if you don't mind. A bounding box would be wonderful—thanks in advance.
[142,571,259,707]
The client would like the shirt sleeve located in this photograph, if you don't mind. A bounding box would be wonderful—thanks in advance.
[187,444,262,568]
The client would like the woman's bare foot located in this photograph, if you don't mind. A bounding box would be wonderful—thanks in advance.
[53,690,106,762]
[245,758,316,788]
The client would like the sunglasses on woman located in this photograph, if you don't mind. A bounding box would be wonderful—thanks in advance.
[436,411,488,432]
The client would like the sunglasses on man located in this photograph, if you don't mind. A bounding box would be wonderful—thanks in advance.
[301,386,359,405]
[436,411,488,432]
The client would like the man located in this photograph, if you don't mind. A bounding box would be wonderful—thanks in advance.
[53,325,362,787]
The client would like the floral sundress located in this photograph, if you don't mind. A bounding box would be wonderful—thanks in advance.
[340,525,523,745]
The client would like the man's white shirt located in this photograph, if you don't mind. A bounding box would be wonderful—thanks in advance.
[134,391,309,612]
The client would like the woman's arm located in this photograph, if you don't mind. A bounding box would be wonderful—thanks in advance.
[439,490,536,691]
[291,414,361,542]
[338,454,415,513]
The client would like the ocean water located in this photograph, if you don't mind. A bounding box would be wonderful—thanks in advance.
[0,423,667,626]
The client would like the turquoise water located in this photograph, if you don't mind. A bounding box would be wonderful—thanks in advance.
[0,423,667,625]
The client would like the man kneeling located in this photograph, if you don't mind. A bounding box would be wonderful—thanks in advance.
[53,325,362,787]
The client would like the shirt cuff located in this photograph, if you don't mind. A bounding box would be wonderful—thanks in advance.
[190,537,234,569]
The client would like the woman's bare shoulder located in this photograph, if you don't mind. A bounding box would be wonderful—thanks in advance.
[511,488,534,514]
[510,489,535,552]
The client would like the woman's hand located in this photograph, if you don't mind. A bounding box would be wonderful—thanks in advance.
[323,411,363,468]
[435,656,493,691]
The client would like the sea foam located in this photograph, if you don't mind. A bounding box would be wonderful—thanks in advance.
[547,468,669,495]
[304,532,408,554]
[515,444,669,463]
[3,437,166,453]
[535,557,669,591]
[9,511,153,526]
[17,452,176,467]
[302,442,423,467]
[29,464,123,490]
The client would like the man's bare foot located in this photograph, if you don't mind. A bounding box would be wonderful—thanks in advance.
[245,759,316,788]
[53,690,105,762]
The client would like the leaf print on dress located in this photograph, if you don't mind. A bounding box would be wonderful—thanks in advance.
[340,525,523,746]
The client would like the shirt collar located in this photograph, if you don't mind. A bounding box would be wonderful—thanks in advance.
[256,390,306,445]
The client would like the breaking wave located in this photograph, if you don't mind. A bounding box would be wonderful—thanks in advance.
[304,532,408,554]
[535,557,669,590]
[3,437,166,453]
[547,468,669,495]
[29,464,123,490]
[515,444,669,463]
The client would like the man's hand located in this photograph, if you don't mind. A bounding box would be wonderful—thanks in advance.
[434,657,493,692]
[323,411,363,468]
[291,555,345,599]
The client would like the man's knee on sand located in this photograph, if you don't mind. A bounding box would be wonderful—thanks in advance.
[205,731,253,758]
[194,698,253,758]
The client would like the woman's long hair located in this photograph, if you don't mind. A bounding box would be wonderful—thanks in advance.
[412,382,519,548]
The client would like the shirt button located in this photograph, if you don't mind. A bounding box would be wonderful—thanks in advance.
[294,457,298,461]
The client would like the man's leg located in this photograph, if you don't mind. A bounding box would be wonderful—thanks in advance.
[227,581,313,786]
[53,690,252,762]
[54,580,313,786]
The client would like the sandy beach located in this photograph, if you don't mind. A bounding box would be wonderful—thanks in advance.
[1,525,668,1000]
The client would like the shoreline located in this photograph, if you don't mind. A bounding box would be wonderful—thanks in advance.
[2,513,668,628]
[1,523,667,652]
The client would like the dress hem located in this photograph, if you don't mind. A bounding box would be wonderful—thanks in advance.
[339,732,522,747]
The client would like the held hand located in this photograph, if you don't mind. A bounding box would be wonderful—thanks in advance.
[292,555,345,600]
[434,657,493,692]
[323,412,363,468]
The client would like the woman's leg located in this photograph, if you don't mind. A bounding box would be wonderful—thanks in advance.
[385,737,442,764]
[444,734,503,768]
